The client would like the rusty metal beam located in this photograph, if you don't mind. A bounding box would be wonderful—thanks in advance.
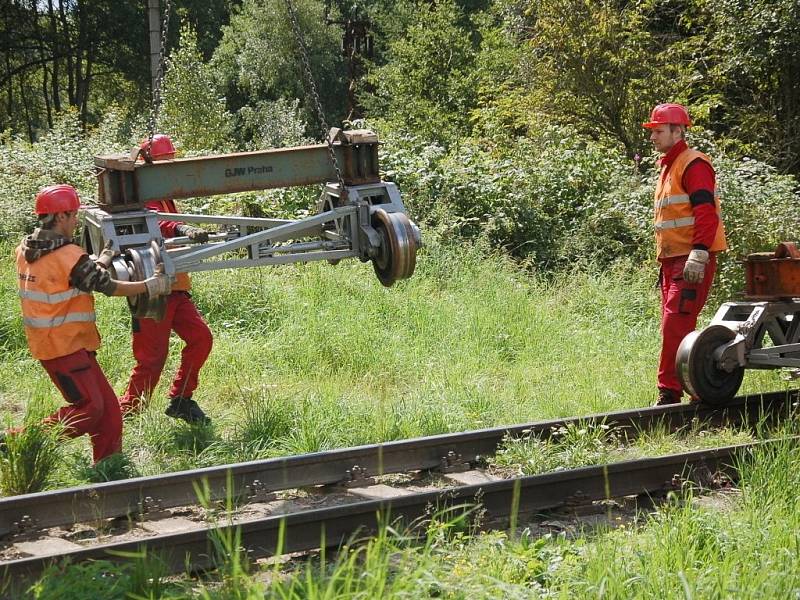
[95,138,380,211]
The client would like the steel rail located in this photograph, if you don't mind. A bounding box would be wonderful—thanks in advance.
[0,389,794,537]
[3,436,793,581]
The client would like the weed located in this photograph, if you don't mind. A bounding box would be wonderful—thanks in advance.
[77,452,140,483]
[0,422,62,495]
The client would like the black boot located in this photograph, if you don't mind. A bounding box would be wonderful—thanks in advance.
[165,396,211,425]
[655,388,681,406]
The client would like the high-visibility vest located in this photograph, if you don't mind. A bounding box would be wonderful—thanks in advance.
[155,199,191,292]
[654,148,727,259]
[16,244,101,360]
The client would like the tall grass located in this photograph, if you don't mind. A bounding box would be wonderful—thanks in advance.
[0,237,792,482]
[0,422,61,495]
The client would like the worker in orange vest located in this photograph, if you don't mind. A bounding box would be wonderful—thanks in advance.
[118,134,213,424]
[13,184,171,463]
[643,104,727,405]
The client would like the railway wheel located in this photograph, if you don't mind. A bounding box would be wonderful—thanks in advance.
[676,325,744,406]
[371,209,419,287]
[125,240,167,320]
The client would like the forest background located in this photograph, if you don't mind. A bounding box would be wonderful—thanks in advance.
[1,0,799,293]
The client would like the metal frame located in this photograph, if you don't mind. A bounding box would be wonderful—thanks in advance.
[82,181,409,278]
[705,300,800,371]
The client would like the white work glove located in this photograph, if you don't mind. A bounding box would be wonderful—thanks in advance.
[95,240,116,269]
[683,249,709,284]
[143,264,172,297]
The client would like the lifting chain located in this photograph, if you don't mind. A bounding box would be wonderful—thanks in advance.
[284,0,348,204]
[144,0,173,162]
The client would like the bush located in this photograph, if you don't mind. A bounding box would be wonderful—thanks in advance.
[0,109,126,241]
[377,121,800,296]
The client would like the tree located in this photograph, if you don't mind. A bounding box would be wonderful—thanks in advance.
[159,23,233,152]
[212,0,346,143]
[696,0,800,173]
[362,0,478,146]
[521,0,689,157]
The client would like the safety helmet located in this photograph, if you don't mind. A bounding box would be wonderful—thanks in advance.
[34,184,81,215]
[642,103,692,128]
[140,133,176,160]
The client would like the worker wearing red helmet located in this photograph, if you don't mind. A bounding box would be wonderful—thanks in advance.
[118,134,213,424]
[643,103,727,405]
[12,184,171,462]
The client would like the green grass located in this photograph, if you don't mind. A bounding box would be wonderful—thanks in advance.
[2,237,789,485]
[2,238,799,598]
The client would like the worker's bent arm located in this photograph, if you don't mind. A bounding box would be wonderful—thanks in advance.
[108,280,148,297]
[70,254,147,297]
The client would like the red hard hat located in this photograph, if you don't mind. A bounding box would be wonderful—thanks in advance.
[140,133,176,160]
[34,184,82,215]
[642,103,692,128]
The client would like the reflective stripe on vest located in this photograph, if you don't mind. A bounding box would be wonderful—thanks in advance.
[16,244,101,360]
[656,194,690,209]
[23,312,97,328]
[653,148,727,259]
[18,288,84,304]
[654,216,695,231]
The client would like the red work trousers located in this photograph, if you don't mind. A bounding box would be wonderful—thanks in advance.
[658,253,717,395]
[40,349,123,463]
[119,291,213,412]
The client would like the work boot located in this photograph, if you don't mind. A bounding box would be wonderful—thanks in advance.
[655,388,681,406]
[165,396,211,425]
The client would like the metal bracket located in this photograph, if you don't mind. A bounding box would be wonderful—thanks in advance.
[440,451,470,474]
[247,479,276,502]
[138,495,164,514]
[11,514,36,535]
[341,465,375,488]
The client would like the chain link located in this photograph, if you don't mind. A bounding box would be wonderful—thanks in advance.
[284,0,348,202]
[145,0,173,161]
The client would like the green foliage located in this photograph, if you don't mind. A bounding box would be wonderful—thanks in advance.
[363,0,479,145]
[693,0,800,172]
[77,452,140,483]
[237,97,311,150]
[212,0,346,139]
[0,109,127,241]
[29,556,171,600]
[0,423,62,496]
[493,422,617,475]
[159,23,234,153]
[521,0,688,157]
[379,123,645,268]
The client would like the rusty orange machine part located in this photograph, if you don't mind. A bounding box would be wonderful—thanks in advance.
[744,242,800,300]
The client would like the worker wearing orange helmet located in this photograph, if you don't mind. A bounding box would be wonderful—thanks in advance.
[118,134,213,424]
[643,103,727,405]
[13,184,171,462]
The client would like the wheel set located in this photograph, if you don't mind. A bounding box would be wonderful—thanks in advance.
[370,208,420,287]
[676,325,744,406]
[110,240,167,321]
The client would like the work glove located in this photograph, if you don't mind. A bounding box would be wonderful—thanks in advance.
[176,224,209,243]
[95,240,116,269]
[143,264,172,298]
[683,249,709,284]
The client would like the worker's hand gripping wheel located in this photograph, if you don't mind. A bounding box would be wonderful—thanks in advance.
[371,208,421,287]
[110,240,168,321]
[676,325,745,406]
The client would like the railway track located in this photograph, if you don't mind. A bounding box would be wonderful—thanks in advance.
[0,389,796,583]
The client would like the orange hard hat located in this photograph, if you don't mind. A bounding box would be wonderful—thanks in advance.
[642,103,692,128]
[140,133,176,160]
[34,184,82,215]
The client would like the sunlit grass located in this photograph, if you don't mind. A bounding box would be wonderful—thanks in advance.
[0,238,793,485]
